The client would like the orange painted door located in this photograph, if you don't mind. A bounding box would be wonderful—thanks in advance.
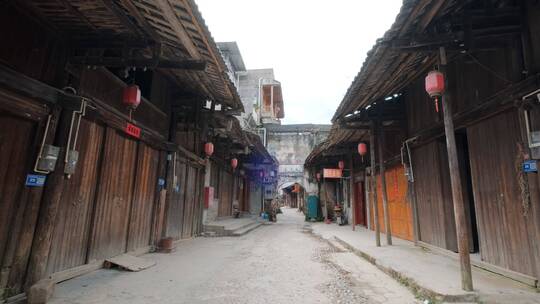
[374,165,413,241]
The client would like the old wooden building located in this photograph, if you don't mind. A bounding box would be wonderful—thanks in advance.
[0,0,274,300]
[306,0,540,289]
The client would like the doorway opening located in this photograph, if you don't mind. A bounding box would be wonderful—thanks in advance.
[456,131,479,253]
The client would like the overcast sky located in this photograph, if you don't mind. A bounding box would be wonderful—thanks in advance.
[196,0,403,124]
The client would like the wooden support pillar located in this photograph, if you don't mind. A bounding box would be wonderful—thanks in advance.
[365,170,371,230]
[408,179,420,246]
[378,124,392,245]
[370,122,381,246]
[404,139,420,245]
[25,107,68,287]
[348,153,355,230]
[439,47,473,291]
[322,178,328,220]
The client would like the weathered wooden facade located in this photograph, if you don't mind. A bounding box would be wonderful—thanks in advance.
[306,0,540,288]
[0,0,273,300]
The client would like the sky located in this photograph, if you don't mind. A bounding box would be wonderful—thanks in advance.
[196,0,403,124]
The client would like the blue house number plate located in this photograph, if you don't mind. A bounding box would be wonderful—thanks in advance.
[25,174,47,187]
[523,160,538,173]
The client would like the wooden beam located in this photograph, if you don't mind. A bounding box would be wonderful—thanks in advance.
[0,64,80,106]
[378,121,392,245]
[69,56,207,70]
[370,122,381,247]
[439,47,473,291]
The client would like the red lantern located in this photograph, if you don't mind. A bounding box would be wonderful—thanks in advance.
[358,142,367,156]
[425,70,445,113]
[204,142,214,157]
[123,85,141,109]
[358,142,368,163]
[231,158,238,170]
[316,173,321,181]
[425,70,445,98]
[338,160,345,170]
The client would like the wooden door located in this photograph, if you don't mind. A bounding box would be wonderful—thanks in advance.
[181,165,198,239]
[218,170,233,217]
[126,144,160,251]
[165,157,187,240]
[88,127,138,261]
[353,182,366,226]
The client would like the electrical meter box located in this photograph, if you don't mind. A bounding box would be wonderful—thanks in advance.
[64,150,79,175]
[37,145,60,172]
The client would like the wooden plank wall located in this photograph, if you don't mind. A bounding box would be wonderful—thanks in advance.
[467,110,540,278]
[371,165,413,241]
[412,141,458,251]
[127,144,160,251]
[45,119,163,273]
[401,15,538,277]
[164,154,204,240]
[181,165,197,238]
[88,128,138,261]
[45,119,104,274]
[165,157,187,240]
[0,108,42,293]
[0,112,38,266]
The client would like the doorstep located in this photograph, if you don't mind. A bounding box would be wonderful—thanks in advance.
[203,216,263,237]
[310,223,540,304]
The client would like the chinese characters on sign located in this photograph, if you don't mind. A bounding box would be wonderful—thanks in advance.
[323,168,342,179]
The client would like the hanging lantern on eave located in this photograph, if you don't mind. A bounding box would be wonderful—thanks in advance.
[358,142,367,162]
[338,160,345,170]
[204,142,214,157]
[231,158,238,170]
[425,70,445,113]
[123,85,141,109]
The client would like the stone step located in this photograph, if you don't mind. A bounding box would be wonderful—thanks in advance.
[231,222,263,236]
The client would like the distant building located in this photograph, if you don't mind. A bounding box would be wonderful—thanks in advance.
[238,68,284,126]
[217,42,330,210]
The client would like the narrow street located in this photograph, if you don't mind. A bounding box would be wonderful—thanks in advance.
[1,1,540,303]
[49,208,418,304]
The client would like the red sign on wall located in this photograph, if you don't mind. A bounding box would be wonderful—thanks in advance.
[125,123,141,138]
[323,168,342,179]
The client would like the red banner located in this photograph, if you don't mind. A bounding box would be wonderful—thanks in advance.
[323,168,342,179]
[125,123,141,138]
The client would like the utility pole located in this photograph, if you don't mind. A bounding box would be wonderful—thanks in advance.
[439,46,473,291]
[370,121,381,246]
[378,124,392,245]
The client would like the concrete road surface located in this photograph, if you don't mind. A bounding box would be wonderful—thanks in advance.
[49,208,419,304]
